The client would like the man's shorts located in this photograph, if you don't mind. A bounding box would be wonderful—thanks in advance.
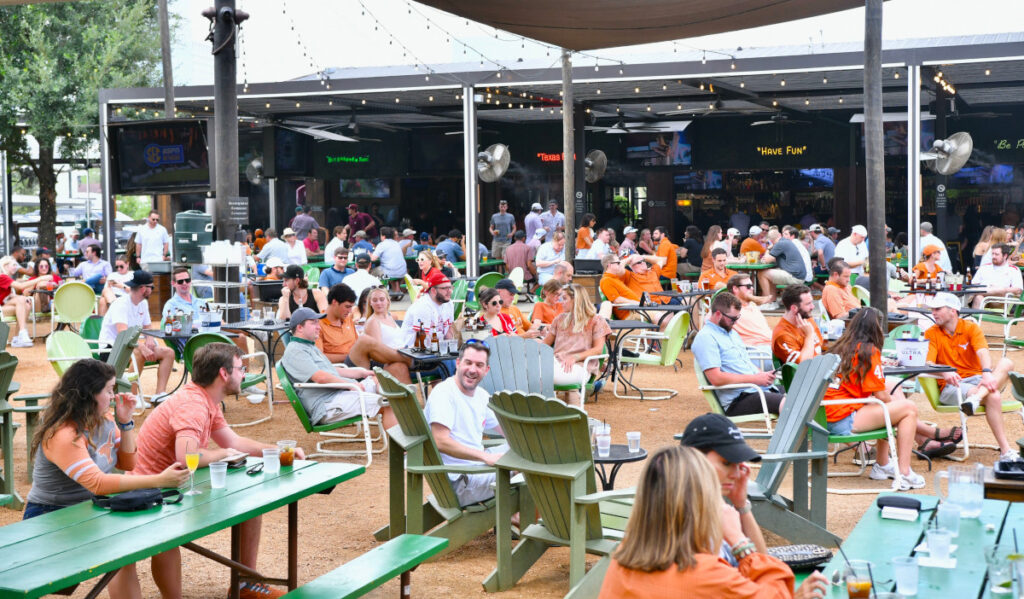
[450,444,508,506]
[490,240,510,260]
[939,374,984,406]
[320,385,383,425]
[343,355,386,370]
[766,269,802,286]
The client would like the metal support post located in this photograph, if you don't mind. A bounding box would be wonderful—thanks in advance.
[462,84,479,278]
[907,65,922,267]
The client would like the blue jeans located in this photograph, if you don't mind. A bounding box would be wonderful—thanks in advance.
[84,274,105,294]
[23,501,64,519]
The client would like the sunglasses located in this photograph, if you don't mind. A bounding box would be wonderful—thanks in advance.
[720,312,741,324]
[464,339,489,349]
[489,300,504,306]
[116,264,127,269]
[175,278,191,284]
[736,283,753,289]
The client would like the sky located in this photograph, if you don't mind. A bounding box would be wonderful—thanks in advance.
[170,0,1022,86]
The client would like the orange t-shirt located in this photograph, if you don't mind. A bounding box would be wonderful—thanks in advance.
[134,382,229,475]
[912,262,943,280]
[531,301,564,325]
[501,304,533,334]
[699,268,737,290]
[823,347,886,422]
[600,273,641,320]
[739,238,766,256]
[925,318,987,385]
[655,240,678,279]
[598,553,795,599]
[821,281,859,318]
[576,227,593,251]
[254,237,268,251]
[317,314,357,357]
[771,317,825,364]
[623,269,669,304]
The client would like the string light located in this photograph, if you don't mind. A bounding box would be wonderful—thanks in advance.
[838,97,844,103]
[822,75,828,84]
[985,68,991,76]
[282,0,329,85]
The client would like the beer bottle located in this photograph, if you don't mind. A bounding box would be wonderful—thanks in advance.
[429,327,439,353]
[415,320,425,350]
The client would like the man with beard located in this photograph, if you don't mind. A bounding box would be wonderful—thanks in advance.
[691,292,784,416]
[425,341,506,505]
[970,243,1023,308]
[771,284,824,364]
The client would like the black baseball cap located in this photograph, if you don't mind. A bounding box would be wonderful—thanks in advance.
[283,265,305,280]
[124,270,155,288]
[680,413,761,463]
[494,278,519,293]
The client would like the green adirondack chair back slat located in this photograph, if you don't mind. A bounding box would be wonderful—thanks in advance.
[81,316,104,358]
[0,322,9,352]
[480,335,555,396]
[488,391,601,541]
[0,352,18,406]
[108,326,142,373]
[755,354,840,497]
[375,369,461,511]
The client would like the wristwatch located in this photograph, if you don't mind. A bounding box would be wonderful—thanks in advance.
[982,368,993,373]
[116,419,135,432]
[737,501,753,515]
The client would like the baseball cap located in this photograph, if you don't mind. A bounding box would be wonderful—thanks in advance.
[851,225,868,236]
[922,244,943,257]
[827,226,841,235]
[926,292,961,311]
[748,225,762,236]
[623,226,638,235]
[264,257,285,269]
[808,224,824,233]
[680,413,761,464]
[295,206,303,213]
[402,228,416,236]
[347,203,359,210]
[289,307,325,330]
[424,271,451,289]
[494,278,519,293]
[282,265,305,280]
[353,230,366,238]
[419,232,430,241]
[726,227,740,237]
[82,228,94,236]
[282,227,296,237]
[533,227,547,240]
[355,254,371,266]
[124,270,155,288]
[531,202,543,211]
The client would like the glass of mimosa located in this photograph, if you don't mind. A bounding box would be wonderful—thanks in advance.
[184,441,202,496]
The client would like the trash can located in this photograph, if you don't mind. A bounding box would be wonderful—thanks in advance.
[173,210,213,264]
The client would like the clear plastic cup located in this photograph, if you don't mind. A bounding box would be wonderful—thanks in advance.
[209,461,228,489]
[937,502,961,537]
[262,448,281,474]
[596,434,611,458]
[277,440,296,467]
[626,431,641,453]
[891,556,918,596]
[927,528,953,561]
[844,560,873,599]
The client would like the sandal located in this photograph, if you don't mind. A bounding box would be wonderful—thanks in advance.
[918,439,957,459]
[933,425,963,444]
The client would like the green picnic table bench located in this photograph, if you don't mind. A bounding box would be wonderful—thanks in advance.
[281,534,447,599]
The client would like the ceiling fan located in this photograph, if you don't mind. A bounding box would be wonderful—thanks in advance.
[343,113,383,142]
[921,132,974,175]
[586,115,665,134]
[750,112,811,127]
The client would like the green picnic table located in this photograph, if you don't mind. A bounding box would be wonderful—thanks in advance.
[453,259,505,274]
[0,459,363,599]
[803,493,1007,598]
[890,258,909,269]
[729,262,773,294]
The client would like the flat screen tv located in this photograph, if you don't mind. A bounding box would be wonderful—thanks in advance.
[339,178,390,198]
[951,164,1014,185]
[110,119,211,194]
[795,168,835,187]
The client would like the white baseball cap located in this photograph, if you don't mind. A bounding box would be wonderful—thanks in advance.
[851,225,868,236]
[531,202,543,211]
[533,227,547,239]
[727,227,740,237]
[926,292,961,311]
[264,257,286,269]
[623,226,638,235]
[748,225,762,236]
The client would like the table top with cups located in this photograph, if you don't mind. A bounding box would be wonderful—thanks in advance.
[808,493,1010,598]
[222,318,291,332]
[0,458,363,598]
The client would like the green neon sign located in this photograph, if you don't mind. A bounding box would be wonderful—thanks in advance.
[326,155,370,164]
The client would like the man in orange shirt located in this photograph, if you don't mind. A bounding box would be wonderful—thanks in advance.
[599,254,641,320]
[318,283,413,383]
[652,226,678,280]
[623,253,670,303]
[820,260,860,319]
[771,284,824,364]
[925,292,1018,461]
[699,248,737,291]
[739,226,768,258]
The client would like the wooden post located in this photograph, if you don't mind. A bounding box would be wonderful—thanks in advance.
[864,0,887,325]
[562,49,576,257]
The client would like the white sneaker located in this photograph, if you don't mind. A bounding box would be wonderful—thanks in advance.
[999,450,1022,463]
[869,461,896,480]
[897,469,927,490]
[10,333,32,348]
[761,301,781,311]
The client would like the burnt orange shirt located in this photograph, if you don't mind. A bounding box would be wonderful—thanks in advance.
[655,240,677,279]
[576,227,593,251]
[254,237,268,251]
[316,314,357,357]
[699,268,736,290]
[925,318,987,385]
[623,269,669,304]
[772,317,825,364]
[598,553,795,599]
[501,304,533,334]
[531,301,564,325]
[740,238,766,256]
[821,281,859,318]
[823,347,885,422]
[912,262,943,280]
[601,273,641,320]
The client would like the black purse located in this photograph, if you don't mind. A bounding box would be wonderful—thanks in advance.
[92,488,183,512]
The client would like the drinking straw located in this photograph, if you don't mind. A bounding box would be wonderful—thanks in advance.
[866,562,878,599]
[836,543,853,567]
[1015,529,1020,553]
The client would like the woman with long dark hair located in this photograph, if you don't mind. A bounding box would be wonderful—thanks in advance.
[700,225,723,271]
[23,359,188,519]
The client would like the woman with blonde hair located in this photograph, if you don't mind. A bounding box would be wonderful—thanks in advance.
[638,228,655,255]
[540,283,611,407]
[531,279,566,326]
[412,249,446,293]
[363,287,406,349]
[599,446,796,598]
[972,226,995,268]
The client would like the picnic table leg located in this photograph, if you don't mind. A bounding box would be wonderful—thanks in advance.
[230,524,241,599]
[400,570,412,599]
[81,570,118,599]
[288,502,298,589]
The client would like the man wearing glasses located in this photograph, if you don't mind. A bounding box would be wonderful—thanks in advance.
[100,258,133,314]
[725,274,774,362]
[98,270,176,403]
[318,246,353,289]
[400,271,455,348]
[162,267,207,321]
[691,292,784,417]
[136,210,170,264]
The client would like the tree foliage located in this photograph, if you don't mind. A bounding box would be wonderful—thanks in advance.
[0,0,164,250]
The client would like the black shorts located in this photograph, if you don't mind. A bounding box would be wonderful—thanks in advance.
[343,356,385,370]
[725,389,785,417]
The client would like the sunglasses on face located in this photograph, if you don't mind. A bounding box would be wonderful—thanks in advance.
[737,283,753,289]
[116,264,127,270]
[175,278,191,284]
[720,312,741,324]
[489,300,503,306]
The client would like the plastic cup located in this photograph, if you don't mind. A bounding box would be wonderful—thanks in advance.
[626,431,641,453]
[891,556,918,596]
[262,448,281,474]
[277,440,296,467]
[596,434,611,458]
[987,544,1017,597]
[209,461,228,489]
[937,502,962,537]
[927,528,953,561]
[844,560,873,599]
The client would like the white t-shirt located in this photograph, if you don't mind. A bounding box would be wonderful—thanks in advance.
[972,263,1023,292]
[400,295,455,347]
[136,223,170,263]
[285,241,308,265]
[373,239,407,278]
[344,269,382,300]
[107,270,133,297]
[580,239,609,260]
[793,239,814,282]
[99,294,151,346]
[834,237,867,274]
[323,237,346,260]
[423,377,498,478]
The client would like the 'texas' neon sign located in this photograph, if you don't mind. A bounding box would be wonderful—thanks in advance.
[536,152,578,162]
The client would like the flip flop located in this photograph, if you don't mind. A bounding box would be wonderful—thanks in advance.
[917,439,957,459]
[934,425,963,444]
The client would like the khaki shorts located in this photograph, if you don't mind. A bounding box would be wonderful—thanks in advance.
[766,269,802,286]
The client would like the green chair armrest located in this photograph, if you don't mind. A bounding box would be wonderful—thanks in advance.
[495,453,591,480]
[759,451,830,462]
[12,393,49,406]
[406,464,495,475]
[575,488,637,505]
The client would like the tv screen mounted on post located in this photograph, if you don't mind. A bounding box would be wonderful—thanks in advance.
[109,119,212,194]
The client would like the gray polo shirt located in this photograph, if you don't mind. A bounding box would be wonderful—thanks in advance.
[280,336,337,425]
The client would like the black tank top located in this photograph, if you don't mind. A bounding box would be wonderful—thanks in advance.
[288,289,318,314]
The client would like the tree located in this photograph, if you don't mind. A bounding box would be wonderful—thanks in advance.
[0,1,164,251]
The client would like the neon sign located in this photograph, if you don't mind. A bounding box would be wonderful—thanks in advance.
[535,152,577,162]
[326,155,370,164]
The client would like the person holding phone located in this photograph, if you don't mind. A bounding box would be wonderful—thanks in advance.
[771,284,825,365]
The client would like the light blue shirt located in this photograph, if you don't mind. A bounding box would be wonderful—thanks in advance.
[436,239,464,262]
[535,242,564,284]
[813,235,835,267]
[71,259,112,281]
[162,293,208,320]
[691,322,763,409]
[319,266,353,290]
[257,238,290,264]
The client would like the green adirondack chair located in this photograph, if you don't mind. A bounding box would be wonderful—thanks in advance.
[613,310,689,400]
[480,334,604,405]
[693,355,776,435]
[483,391,634,596]
[0,352,24,509]
[301,265,320,287]
[80,315,105,358]
[183,333,271,427]
[372,368,529,560]
[815,400,899,495]
[851,285,871,307]
[275,363,386,463]
[450,278,469,320]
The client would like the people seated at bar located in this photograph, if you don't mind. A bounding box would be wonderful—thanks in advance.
[532,279,566,326]
[771,284,824,365]
[114,343,303,599]
[820,260,860,319]
[970,243,1023,307]
[540,283,611,407]
[277,264,327,321]
[317,284,412,382]
[759,226,808,309]
[691,291,784,416]
[536,231,567,285]
[698,248,737,291]
[925,292,1018,462]
[724,274,774,361]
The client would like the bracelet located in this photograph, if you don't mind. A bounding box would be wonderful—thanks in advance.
[983,368,993,373]
[737,501,752,515]
[116,419,135,431]
[731,538,756,560]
